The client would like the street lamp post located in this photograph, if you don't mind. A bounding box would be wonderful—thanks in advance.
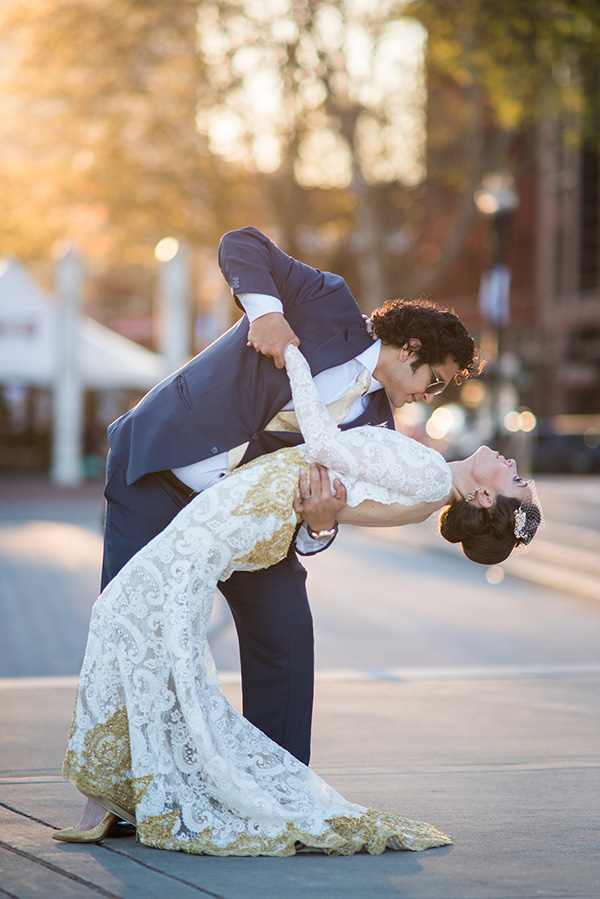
[474,173,519,444]
[51,245,84,486]
[155,238,192,376]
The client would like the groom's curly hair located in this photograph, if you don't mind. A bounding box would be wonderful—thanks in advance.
[370,298,481,383]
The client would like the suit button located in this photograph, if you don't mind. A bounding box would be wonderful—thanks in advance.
[252,433,260,440]
[210,446,219,455]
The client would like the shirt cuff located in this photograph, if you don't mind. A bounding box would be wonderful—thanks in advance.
[237,292,284,322]
[295,522,335,556]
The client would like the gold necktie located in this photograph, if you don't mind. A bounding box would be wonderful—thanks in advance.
[227,365,372,470]
[265,364,372,432]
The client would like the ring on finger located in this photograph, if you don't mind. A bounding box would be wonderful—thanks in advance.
[302,494,311,501]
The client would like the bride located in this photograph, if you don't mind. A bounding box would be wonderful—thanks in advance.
[54,345,542,855]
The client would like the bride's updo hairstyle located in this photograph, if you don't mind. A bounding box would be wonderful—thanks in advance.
[439,495,542,565]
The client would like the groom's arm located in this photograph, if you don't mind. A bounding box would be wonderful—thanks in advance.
[246,310,299,369]
[219,228,348,551]
[218,226,309,304]
[219,227,338,346]
[238,291,296,366]
[219,226,368,372]
[219,226,333,366]
[294,465,347,555]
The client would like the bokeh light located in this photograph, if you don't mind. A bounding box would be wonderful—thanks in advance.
[154,237,180,262]
[486,566,505,585]
[504,408,537,433]
[460,379,486,410]
[583,427,600,449]
[425,404,466,440]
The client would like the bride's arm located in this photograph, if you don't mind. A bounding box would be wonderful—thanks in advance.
[284,344,345,463]
[285,344,389,485]
[337,498,448,527]
[285,345,451,504]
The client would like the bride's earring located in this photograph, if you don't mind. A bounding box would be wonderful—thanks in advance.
[465,486,481,502]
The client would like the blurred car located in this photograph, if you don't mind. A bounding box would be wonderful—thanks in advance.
[532,417,600,474]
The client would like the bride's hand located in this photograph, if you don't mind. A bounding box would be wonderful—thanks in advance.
[293,464,347,532]
[247,313,300,369]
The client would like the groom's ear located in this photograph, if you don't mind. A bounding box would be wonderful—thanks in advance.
[399,338,422,362]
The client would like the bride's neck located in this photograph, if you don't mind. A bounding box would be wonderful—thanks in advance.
[447,459,473,503]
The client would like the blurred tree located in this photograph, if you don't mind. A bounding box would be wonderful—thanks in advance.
[0,0,598,306]
[193,0,600,305]
[0,0,252,265]
[407,0,600,293]
[195,0,430,307]
[413,0,600,138]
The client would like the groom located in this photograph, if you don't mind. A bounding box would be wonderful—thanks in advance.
[103,226,478,765]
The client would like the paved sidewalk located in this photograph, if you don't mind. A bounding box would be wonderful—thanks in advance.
[1,669,599,899]
[1,472,599,897]
[363,474,600,603]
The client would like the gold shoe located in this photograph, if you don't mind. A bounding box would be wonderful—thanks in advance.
[91,795,136,826]
[52,811,117,843]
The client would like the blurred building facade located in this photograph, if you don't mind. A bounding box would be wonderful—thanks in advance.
[429,125,599,416]
[425,111,600,472]
[533,118,600,418]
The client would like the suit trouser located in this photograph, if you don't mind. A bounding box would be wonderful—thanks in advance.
[100,452,314,765]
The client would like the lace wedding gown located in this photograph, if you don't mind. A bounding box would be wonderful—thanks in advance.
[63,345,453,856]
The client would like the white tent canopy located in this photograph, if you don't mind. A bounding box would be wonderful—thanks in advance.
[0,258,164,390]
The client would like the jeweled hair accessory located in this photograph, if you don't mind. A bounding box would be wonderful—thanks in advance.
[513,479,545,553]
[465,486,480,502]
[514,508,527,539]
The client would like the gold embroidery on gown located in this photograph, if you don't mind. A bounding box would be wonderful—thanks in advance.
[63,706,136,817]
[231,448,305,568]
[62,347,452,856]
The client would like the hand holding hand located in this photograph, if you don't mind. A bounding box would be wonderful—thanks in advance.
[293,464,347,532]
[247,313,300,369]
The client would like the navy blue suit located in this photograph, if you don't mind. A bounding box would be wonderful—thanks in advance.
[102,227,393,764]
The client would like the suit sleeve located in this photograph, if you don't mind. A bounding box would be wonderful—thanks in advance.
[218,227,326,313]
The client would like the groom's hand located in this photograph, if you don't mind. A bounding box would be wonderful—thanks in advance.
[293,464,347,532]
[247,313,300,369]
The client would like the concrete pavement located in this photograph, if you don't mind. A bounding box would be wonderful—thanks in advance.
[359,474,600,604]
[1,669,599,898]
[1,472,599,897]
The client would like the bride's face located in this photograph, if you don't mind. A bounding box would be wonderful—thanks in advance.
[471,446,528,501]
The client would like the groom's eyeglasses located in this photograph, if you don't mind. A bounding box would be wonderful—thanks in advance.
[425,364,446,396]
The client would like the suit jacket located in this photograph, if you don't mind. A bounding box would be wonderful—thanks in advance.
[108,226,394,485]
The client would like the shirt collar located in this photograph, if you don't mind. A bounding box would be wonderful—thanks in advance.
[356,339,383,393]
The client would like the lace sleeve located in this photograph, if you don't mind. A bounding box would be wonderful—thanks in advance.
[284,345,451,505]
[285,344,343,460]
